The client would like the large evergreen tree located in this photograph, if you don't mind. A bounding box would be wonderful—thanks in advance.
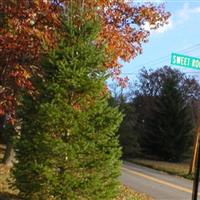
[141,77,193,162]
[13,7,122,200]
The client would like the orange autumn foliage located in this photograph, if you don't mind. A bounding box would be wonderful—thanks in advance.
[0,0,61,124]
[0,0,170,124]
[63,0,170,67]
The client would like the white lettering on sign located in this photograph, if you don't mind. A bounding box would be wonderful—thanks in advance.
[177,56,181,64]
[192,59,200,68]
[172,55,177,64]
[171,53,200,70]
[174,56,190,66]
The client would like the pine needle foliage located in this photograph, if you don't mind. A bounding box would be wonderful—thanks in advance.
[13,7,122,200]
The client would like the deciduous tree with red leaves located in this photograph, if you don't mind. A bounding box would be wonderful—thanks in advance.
[0,0,61,165]
[0,0,170,124]
[0,0,170,166]
[0,0,60,124]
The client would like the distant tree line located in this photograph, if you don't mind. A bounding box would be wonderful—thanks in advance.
[111,66,200,162]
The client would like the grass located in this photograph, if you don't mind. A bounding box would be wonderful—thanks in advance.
[0,164,152,200]
[129,158,194,180]
[0,165,19,200]
[116,185,153,200]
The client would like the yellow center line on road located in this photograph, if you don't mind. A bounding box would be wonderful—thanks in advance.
[122,167,200,195]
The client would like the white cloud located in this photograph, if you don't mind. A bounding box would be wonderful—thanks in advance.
[142,17,173,34]
[193,7,200,13]
[133,0,165,2]
[177,2,190,22]
[142,1,200,33]
[142,21,151,32]
[177,2,200,23]
[154,18,173,34]
[141,1,200,35]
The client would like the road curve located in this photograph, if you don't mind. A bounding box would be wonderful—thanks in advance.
[120,161,200,200]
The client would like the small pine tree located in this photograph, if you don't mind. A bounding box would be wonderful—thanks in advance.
[13,9,122,200]
[141,77,193,162]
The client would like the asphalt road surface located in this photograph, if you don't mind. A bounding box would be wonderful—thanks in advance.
[121,161,200,200]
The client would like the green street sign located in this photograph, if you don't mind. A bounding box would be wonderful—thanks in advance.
[171,53,200,70]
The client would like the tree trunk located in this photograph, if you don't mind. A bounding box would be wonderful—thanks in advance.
[189,132,199,175]
[2,142,15,167]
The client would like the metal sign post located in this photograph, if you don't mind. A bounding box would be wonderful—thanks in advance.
[192,141,200,200]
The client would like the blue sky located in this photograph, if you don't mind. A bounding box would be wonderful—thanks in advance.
[120,0,200,82]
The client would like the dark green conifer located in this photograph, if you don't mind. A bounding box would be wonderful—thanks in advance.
[142,77,193,162]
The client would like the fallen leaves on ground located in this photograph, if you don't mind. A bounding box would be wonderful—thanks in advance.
[115,185,153,200]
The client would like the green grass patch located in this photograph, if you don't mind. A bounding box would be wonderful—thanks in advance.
[129,159,194,180]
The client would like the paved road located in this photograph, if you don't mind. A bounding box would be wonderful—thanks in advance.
[121,161,200,200]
